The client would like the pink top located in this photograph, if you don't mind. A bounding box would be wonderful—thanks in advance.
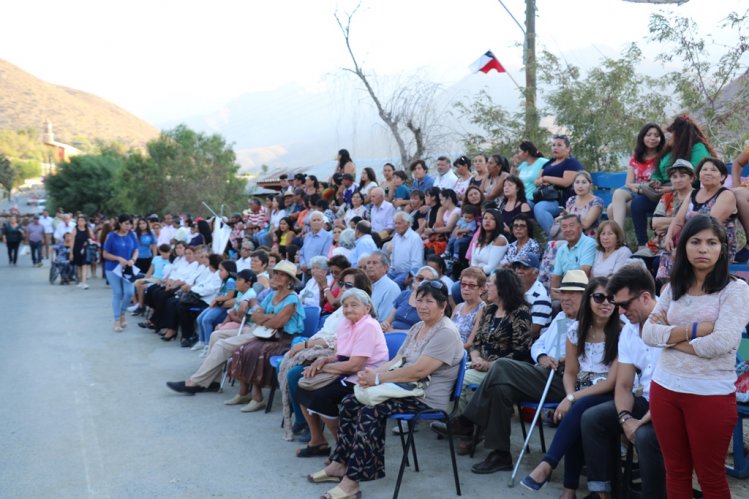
[628,155,656,183]
[336,314,389,383]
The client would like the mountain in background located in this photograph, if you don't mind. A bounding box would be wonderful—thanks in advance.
[0,59,158,148]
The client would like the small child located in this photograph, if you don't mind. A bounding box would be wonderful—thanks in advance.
[444,204,481,268]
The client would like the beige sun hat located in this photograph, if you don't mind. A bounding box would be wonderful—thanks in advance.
[272,260,300,285]
[553,269,589,292]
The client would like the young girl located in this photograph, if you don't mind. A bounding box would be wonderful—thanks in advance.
[192,260,239,351]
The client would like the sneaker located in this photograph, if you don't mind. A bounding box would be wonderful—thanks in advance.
[190,341,206,351]
[81,283,89,290]
[199,346,209,358]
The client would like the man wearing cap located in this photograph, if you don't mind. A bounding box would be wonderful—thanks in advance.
[549,214,597,300]
[581,264,665,499]
[511,253,553,341]
[388,211,424,287]
[299,211,332,273]
[432,156,458,190]
[25,215,45,267]
[432,270,588,474]
[369,187,395,242]
[38,209,54,259]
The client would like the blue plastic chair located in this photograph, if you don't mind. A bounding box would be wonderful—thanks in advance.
[265,305,321,413]
[385,331,408,360]
[388,350,468,499]
[727,337,749,477]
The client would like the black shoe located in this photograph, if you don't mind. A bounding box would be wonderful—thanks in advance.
[181,337,197,348]
[471,450,513,474]
[138,321,156,329]
[207,382,221,392]
[430,417,474,438]
[166,381,206,395]
[161,333,177,342]
[132,307,145,316]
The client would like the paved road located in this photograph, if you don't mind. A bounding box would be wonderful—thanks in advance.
[1,247,747,499]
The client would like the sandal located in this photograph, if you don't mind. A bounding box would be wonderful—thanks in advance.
[321,485,361,499]
[307,470,342,484]
[296,443,331,458]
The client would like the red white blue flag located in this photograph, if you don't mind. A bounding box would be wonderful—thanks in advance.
[470,50,506,74]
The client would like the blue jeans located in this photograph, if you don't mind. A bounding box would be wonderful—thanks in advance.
[105,269,134,321]
[533,201,561,236]
[543,394,613,490]
[197,307,228,344]
[254,229,272,248]
[287,365,306,426]
[631,194,659,246]
[29,240,43,264]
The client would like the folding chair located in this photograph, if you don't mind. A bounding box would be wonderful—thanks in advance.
[515,401,559,454]
[388,350,468,499]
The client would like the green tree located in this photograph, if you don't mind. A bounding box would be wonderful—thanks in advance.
[117,125,245,215]
[45,151,126,215]
[539,44,669,171]
[649,9,749,157]
[0,154,16,194]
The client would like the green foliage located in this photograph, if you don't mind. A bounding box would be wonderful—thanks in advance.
[13,158,42,186]
[115,125,246,215]
[45,151,125,215]
[539,44,669,171]
[453,90,532,157]
[0,129,46,162]
[648,9,749,157]
[0,154,16,193]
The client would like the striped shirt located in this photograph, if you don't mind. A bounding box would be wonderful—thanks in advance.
[525,279,553,333]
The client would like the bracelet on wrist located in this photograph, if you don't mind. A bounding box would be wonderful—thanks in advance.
[375,373,380,386]
[619,414,633,425]
[617,410,632,419]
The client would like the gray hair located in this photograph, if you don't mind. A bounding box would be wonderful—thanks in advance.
[371,250,390,269]
[370,187,385,198]
[416,265,439,279]
[310,210,325,221]
[309,255,329,271]
[338,228,356,249]
[394,210,413,225]
[340,288,378,319]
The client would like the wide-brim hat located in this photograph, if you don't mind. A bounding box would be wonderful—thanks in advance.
[272,260,300,285]
[666,158,694,177]
[553,269,589,292]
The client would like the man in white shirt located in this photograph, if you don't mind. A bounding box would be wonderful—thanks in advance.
[581,264,665,499]
[388,211,424,287]
[511,253,553,341]
[368,187,395,242]
[432,270,588,474]
[38,209,54,259]
[53,213,74,243]
[432,156,458,190]
[366,251,401,321]
[158,213,177,246]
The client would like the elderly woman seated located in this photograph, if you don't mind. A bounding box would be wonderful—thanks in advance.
[307,279,464,499]
[279,268,371,441]
[226,260,307,412]
[380,265,439,333]
[295,288,389,458]
[166,261,303,397]
[300,256,334,312]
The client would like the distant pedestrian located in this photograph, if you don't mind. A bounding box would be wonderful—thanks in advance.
[70,214,95,289]
[38,209,54,259]
[2,214,24,265]
[25,215,45,266]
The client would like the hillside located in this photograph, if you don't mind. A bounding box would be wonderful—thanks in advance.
[0,59,157,148]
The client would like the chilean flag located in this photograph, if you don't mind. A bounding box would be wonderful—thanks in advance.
[470,50,506,74]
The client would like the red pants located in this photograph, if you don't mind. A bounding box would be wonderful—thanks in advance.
[650,381,736,499]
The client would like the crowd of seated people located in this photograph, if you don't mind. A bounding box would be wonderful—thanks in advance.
[30,115,749,498]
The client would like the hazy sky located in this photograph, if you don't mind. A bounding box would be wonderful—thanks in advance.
[2,0,744,125]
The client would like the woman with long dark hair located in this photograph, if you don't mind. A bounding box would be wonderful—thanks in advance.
[643,215,749,498]
[69,214,95,289]
[515,140,546,202]
[631,116,715,254]
[102,214,139,332]
[134,217,157,273]
[498,175,532,236]
[358,167,378,200]
[608,123,665,232]
[521,276,621,497]
[336,149,356,177]
[484,154,510,203]
[533,135,584,236]
[453,155,474,201]
[469,209,508,274]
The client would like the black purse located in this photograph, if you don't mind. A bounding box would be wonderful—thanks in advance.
[178,291,205,307]
[533,184,560,202]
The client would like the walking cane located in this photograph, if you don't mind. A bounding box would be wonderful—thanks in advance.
[507,365,556,487]
[218,313,248,393]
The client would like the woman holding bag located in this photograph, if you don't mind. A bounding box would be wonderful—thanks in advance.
[533,135,583,236]
[306,280,464,499]
[295,288,389,458]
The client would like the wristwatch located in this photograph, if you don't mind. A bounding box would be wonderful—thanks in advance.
[566,393,575,404]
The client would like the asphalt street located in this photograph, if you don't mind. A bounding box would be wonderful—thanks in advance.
[1,246,747,498]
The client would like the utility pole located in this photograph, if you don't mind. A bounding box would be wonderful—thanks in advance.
[525,0,539,140]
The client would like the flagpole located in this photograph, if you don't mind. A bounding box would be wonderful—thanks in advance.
[504,72,523,95]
